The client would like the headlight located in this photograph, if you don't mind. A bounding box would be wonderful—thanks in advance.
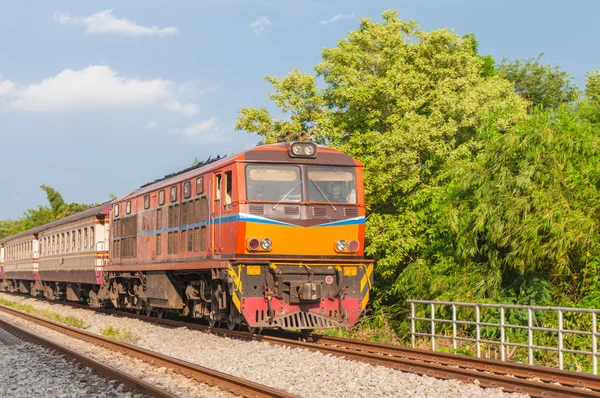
[289,142,317,158]
[336,240,347,251]
[260,237,272,250]
[303,145,316,156]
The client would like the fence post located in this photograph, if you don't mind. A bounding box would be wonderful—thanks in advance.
[452,304,457,353]
[558,309,564,371]
[476,305,481,358]
[411,302,415,349]
[431,303,436,351]
[500,307,505,361]
[593,312,598,375]
[528,308,533,366]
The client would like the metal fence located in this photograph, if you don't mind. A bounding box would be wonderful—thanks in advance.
[408,300,600,374]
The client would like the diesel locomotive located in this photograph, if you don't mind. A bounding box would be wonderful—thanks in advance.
[0,141,373,331]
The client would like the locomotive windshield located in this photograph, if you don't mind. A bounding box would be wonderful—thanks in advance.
[246,165,303,202]
[307,166,357,203]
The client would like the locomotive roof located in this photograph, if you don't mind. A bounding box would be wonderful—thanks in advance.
[116,142,361,202]
[0,204,110,244]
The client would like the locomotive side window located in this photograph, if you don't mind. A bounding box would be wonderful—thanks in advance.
[144,194,150,210]
[215,175,222,203]
[126,201,131,214]
[307,166,357,204]
[170,186,177,202]
[114,204,119,217]
[224,171,232,210]
[184,181,191,199]
[196,177,204,195]
[246,165,302,202]
[159,190,165,205]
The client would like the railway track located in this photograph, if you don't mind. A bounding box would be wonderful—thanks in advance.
[6,294,600,398]
[0,304,298,398]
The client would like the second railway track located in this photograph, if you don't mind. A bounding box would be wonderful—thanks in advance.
[0,303,298,398]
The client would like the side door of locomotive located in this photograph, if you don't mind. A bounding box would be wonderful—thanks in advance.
[210,168,234,256]
[210,171,223,256]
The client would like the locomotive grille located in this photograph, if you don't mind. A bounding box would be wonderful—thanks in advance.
[284,206,300,215]
[248,205,264,215]
[344,207,358,217]
[272,311,338,329]
[312,206,327,217]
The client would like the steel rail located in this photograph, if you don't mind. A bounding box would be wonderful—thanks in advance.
[0,317,177,398]
[6,293,600,397]
[0,305,298,398]
[70,304,600,397]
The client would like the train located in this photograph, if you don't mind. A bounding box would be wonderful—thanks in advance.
[0,140,373,331]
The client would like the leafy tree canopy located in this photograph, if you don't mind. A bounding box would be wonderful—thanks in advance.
[0,186,95,239]
[497,54,578,111]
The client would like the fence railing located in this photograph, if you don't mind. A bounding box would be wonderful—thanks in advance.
[408,300,600,374]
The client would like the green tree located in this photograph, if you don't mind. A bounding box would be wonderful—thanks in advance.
[1,186,95,237]
[237,10,527,311]
[586,68,600,103]
[497,54,578,110]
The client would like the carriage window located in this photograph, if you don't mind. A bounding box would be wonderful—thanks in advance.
[170,186,177,202]
[196,177,204,195]
[307,166,357,204]
[114,204,119,217]
[184,181,191,199]
[159,190,165,205]
[246,165,302,202]
[84,229,88,250]
[90,227,94,250]
[144,194,150,210]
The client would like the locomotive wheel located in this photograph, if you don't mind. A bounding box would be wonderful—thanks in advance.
[145,306,153,317]
[247,326,260,335]
[227,319,238,331]
[208,318,218,328]
[155,308,166,319]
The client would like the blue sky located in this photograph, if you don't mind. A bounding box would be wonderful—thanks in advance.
[1,0,599,219]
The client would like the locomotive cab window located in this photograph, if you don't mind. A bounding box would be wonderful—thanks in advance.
[307,166,357,204]
[196,177,204,195]
[144,194,150,210]
[159,190,165,205]
[170,186,177,202]
[246,165,302,202]
[126,201,131,214]
[114,204,119,217]
[184,181,191,199]
[224,171,232,210]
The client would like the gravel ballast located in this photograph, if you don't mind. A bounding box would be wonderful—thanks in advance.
[0,323,145,398]
[0,293,529,398]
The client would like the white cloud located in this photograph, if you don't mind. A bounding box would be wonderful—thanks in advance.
[171,118,231,145]
[145,121,157,129]
[1,65,202,115]
[249,16,272,38]
[0,79,15,96]
[55,10,178,37]
[10,65,172,111]
[165,101,200,116]
[319,13,356,25]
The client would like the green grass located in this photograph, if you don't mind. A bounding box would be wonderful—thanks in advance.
[99,326,141,344]
[0,297,87,329]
